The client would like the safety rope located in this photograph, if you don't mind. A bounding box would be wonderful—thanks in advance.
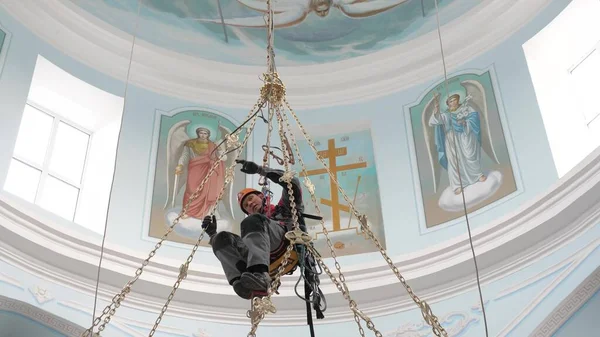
[432,1,490,335]
[86,0,142,335]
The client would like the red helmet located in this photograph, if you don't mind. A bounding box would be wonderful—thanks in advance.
[237,188,261,214]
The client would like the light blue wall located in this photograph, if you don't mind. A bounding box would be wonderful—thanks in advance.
[553,289,600,337]
[103,0,569,267]
[1,0,597,336]
[0,311,67,337]
[0,0,569,265]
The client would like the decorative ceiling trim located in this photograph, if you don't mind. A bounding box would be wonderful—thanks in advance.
[0,0,554,109]
[1,147,600,325]
[494,239,599,337]
[0,294,86,337]
[529,265,600,337]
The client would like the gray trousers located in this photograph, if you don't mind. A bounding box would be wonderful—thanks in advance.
[211,214,286,284]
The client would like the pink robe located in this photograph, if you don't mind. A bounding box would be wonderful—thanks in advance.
[182,142,225,219]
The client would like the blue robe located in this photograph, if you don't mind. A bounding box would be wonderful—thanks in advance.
[429,105,484,190]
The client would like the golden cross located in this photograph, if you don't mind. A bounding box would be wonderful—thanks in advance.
[305,138,366,231]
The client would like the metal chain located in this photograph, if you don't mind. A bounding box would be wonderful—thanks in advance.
[274,106,301,231]
[284,99,448,337]
[82,98,264,337]
[265,0,275,75]
[147,102,263,337]
[262,108,275,169]
[354,312,367,337]
[247,103,300,337]
[86,0,445,333]
[278,108,378,334]
[304,244,382,337]
[246,0,305,334]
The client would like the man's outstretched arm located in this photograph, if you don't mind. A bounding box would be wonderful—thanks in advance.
[237,160,304,212]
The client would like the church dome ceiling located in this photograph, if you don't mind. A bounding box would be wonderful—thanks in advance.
[69,0,482,66]
[2,0,554,108]
[1,0,599,334]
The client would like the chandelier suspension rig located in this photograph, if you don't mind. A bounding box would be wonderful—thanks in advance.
[245,1,449,336]
[82,0,461,336]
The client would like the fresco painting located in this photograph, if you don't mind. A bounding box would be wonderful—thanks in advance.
[148,108,248,245]
[68,0,480,65]
[291,121,385,257]
[408,70,517,228]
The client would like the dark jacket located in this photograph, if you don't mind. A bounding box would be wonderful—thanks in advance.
[257,166,305,231]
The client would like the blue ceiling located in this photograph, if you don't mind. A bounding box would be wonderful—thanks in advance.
[70,0,479,66]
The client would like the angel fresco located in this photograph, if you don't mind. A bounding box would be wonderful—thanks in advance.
[422,80,503,212]
[195,0,411,28]
[164,121,236,230]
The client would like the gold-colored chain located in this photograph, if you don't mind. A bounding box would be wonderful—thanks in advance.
[147,102,263,337]
[247,102,301,337]
[259,78,277,189]
[284,99,448,337]
[262,108,275,168]
[82,98,264,337]
[278,108,381,335]
[279,109,383,336]
[246,8,291,332]
[85,0,447,333]
[246,0,303,333]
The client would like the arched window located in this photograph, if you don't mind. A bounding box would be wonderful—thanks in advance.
[524,0,600,177]
[3,55,124,234]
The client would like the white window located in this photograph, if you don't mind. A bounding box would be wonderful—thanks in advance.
[569,42,600,127]
[2,55,123,234]
[523,0,600,177]
[4,103,91,221]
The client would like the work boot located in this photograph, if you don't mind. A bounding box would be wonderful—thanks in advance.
[240,272,270,293]
[232,280,252,300]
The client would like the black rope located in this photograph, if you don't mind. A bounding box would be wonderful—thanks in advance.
[209,99,268,158]
[305,277,316,337]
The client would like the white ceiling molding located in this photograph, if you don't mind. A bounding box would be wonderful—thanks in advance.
[494,239,599,336]
[1,147,600,325]
[529,265,600,337]
[0,294,86,337]
[0,0,553,109]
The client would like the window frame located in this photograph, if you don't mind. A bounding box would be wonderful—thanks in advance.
[568,39,600,127]
[10,101,94,221]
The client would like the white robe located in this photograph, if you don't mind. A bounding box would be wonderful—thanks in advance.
[428,104,484,192]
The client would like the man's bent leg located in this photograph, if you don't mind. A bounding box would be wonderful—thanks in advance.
[267,219,286,252]
[240,214,270,272]
[211,232,252,299]
[240,214,272,294]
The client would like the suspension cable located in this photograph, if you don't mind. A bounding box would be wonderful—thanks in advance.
[433,1,490,335]
[90,0,142,327]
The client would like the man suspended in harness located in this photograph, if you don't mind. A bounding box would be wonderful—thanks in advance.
[202,159,323,305]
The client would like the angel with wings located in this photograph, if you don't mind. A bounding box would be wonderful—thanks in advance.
[194,0,410,28]
[164,121,236,223]
[422,80,501,198]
